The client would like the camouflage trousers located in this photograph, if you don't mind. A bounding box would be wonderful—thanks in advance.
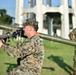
[7,66,40,75]
[73,46,76,70]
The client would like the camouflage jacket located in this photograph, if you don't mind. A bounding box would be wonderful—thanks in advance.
[2,35,44,75]
[70,28,76,40]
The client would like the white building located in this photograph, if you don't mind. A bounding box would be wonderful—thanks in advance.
[15,0,76,39]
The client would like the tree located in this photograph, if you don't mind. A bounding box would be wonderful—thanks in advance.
[0,9,6,16]
[0,9,14,25]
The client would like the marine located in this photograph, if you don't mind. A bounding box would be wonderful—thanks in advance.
[69,28,76,75]
[0,19,44,75]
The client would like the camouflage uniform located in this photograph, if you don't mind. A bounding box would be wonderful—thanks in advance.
[2,35,44,75]
[70,28,76,70]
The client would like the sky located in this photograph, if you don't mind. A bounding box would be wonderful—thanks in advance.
[0,0,71,18]
[0,0,16,17]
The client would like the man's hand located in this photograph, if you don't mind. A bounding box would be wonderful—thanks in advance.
[0,40,4,47]
[68,33,75,41]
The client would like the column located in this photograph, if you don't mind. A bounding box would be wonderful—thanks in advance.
[72,0,76,28]
[47,16,53,36]
[15,0,24,27]
[61,0,69,39]
[36,0,43,32]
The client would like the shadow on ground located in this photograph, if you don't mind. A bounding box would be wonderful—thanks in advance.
[5,63,18,72]
[42,66,55,71]
[5,55,73,75]
[46,55,73,75]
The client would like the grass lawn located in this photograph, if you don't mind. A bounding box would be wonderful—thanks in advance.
[0,39,74,75]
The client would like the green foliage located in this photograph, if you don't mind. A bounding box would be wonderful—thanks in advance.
[0,9,14,25]
[0,15,12,24]
[0,9,6,16]
[53,16,61,24]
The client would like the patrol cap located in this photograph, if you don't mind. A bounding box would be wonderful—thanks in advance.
[22,19,39,31]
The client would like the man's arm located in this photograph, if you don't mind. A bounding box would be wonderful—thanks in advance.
[68,33,75,41]
[0,40,4,47]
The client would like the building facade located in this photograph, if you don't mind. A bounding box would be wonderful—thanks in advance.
[15,0,76,39]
